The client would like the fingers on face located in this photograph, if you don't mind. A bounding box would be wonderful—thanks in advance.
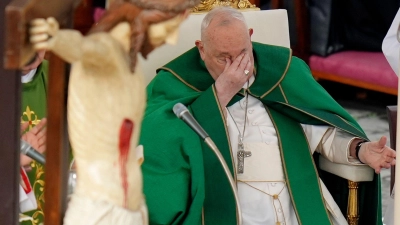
[224,58,232,71]
[244,58,252,74]
[230,53,245,70]
[237,53,250,71]
[229,53,251,78]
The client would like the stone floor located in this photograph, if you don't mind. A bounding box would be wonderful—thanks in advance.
[320,80,397,217]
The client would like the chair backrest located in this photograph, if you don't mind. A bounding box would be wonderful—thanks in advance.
[138,9,290,84]
[386,105,397,193]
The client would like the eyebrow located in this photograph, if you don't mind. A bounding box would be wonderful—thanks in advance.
[217,53,230,57]
[217,48,248,58]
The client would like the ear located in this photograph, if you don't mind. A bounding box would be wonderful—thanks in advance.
[195,40,206,60]
[249,28,253,38]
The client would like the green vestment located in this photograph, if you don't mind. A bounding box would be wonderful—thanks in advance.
[20,60,48,225]
[140,43,382,225]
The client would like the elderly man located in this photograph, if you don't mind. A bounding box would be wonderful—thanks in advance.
[140,6,396,225]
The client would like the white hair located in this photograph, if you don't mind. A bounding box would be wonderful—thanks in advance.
[200,6,248,42]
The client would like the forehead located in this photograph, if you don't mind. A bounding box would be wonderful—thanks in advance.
[206,24,251,55]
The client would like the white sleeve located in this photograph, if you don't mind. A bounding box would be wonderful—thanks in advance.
[19,168,37,213]
[301,124,363,165]
[19,185,37,213]
[382,7,400,76]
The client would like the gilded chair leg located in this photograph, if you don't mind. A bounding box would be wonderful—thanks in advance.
[347,180,359,225]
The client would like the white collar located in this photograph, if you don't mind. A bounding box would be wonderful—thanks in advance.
[21,68,37,83]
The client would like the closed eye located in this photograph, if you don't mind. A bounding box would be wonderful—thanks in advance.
[217,58,226,64]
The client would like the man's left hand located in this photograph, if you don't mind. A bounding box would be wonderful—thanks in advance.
[359,136,396,173]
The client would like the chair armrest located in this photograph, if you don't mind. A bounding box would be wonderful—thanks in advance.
[319,155,374,182]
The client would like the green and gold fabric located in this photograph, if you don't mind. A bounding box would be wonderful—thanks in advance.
[20,60,48,225]
[140,43,382,225]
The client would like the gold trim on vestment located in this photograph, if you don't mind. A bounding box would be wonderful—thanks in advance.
[259,49,292,99]
[211,84,240,223]
[278,84,288,104]
[264,106,302,225]
[335,115,367,140]
[202,208,205,225]
[277,102,365,140]
[212,84,237,181]
[237,179,285,182]
[299,126,334,225]
[159,67,201,92]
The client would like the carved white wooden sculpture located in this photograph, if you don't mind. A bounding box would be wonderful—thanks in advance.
[29,0,197,224]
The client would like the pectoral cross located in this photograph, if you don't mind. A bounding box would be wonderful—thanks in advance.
[237,136,251,174]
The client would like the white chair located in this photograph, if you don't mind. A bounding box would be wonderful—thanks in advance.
[138,9,290,84]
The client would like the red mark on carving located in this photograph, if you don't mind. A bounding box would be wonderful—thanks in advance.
[119,119,134,208]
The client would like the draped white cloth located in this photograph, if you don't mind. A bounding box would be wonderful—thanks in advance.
[382,7,400,76]
[64,193,147,225]
[19,168,37,213]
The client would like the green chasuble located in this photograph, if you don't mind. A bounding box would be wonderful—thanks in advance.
[140,43,382,225]
[20,60,48,225]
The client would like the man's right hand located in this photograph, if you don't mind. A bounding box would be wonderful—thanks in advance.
[214,52,252,108]
[20,118,47,167]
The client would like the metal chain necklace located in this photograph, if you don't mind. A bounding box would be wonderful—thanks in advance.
[227,82,252,174]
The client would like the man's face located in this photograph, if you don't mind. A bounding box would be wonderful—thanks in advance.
[196,23,254,80]
[21,50,46,75]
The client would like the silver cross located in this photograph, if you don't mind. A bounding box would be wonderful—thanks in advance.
[237,137,252,174]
